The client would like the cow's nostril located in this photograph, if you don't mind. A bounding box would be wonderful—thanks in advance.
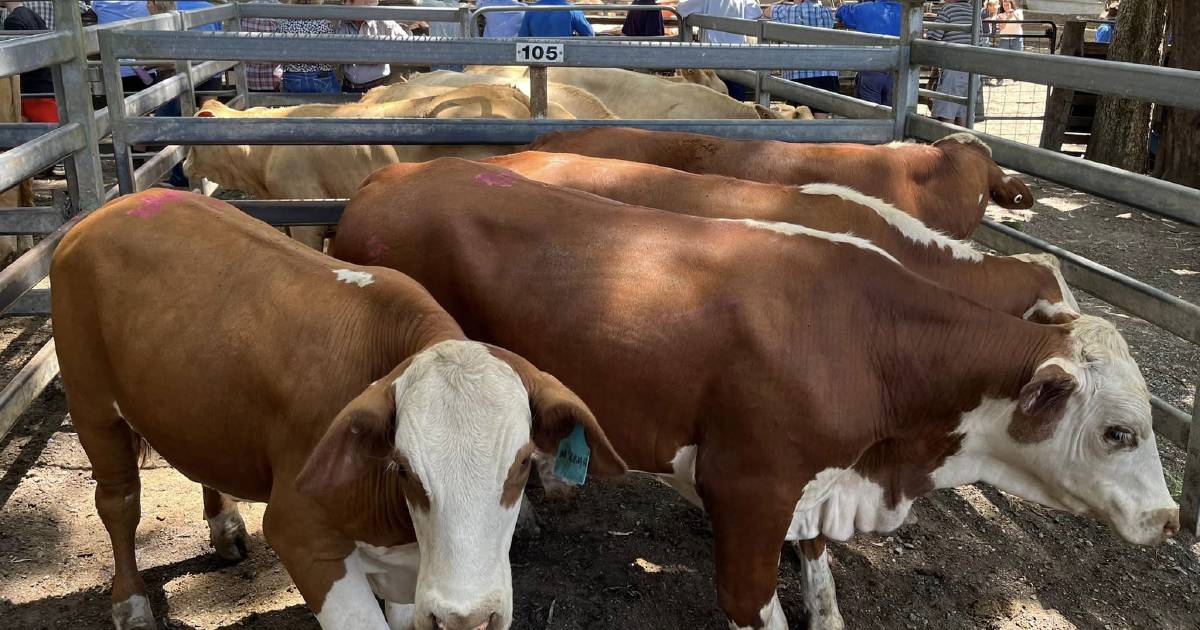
[1163,515,1181,538]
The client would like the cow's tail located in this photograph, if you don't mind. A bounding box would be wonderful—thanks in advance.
[132,430,154,468]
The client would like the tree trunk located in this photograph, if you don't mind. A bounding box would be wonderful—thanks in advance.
[1152,0,1200,188]
[1085,0,1168,172]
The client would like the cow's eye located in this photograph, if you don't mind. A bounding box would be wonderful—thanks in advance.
[1103,426,1137,449]
[521,455,531,468]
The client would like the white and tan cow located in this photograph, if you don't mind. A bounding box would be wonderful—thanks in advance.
[455,66,809,119]
[51,189,625,630]
[362,71,619,120]
[332,159,1179,630]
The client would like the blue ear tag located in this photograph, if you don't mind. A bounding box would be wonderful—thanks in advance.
[554,425,590,486]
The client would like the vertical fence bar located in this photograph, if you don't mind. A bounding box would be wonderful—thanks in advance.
[755,19,770,107]
[229,2,250,104]
[894,0,924,140]
[965,0,981,129]
[51,0,104,213]
[458,2,472,37]
[99,31,136,195]
[529,65,548,118]
[1181,373,1200,534]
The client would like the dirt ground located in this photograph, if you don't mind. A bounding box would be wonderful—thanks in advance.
[2,164,1199,629]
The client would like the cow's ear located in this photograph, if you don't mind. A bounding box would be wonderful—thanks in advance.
[488,347,627,477]
[754,104,785,119]
[1009,364,1077,443]
[295,377,399,498]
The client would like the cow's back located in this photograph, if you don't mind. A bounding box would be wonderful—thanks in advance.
[52,191,408,496]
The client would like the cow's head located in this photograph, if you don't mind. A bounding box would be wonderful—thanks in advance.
[297,340,625,630]
[940,315,1178,545]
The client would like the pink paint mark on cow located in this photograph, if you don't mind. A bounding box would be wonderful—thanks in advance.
[126,189,184,218]
[366,234,390,263]
[473,171,518,188]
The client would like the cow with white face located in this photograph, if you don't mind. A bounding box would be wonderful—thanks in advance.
[51,190,625,630]
[332,159,1178,630]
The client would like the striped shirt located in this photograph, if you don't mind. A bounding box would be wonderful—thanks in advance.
[927,1,975,45]
[277,17,335,72]
[771,1,836,79]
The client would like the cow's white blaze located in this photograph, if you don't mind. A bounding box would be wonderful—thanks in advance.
[933,315,1177,545]
[1022,298,1078,323]
[798,183,982,262]
[721,219,900,265]
[786,467,914,541]
[727,592,787,630]
[393,340,529,630]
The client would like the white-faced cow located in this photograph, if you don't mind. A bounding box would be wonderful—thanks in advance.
[51,189,625,630]
[331,159,1178,630]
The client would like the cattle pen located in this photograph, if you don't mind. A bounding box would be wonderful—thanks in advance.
[0,0,1197,627]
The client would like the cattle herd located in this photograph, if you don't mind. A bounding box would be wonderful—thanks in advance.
[47,66,1180,630]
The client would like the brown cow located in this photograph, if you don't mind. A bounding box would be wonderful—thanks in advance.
[485,151,1078,324]
[525,126,1034,239]
[51,189,624,630]
[332,159,1178,630]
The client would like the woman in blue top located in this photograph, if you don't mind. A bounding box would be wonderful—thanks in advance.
[518,0,594,37]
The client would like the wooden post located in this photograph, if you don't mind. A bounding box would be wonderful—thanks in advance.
[1039,19,1085,151]
[529,66,548,119]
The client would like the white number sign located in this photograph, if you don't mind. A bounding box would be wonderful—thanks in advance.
[514,43,564,64]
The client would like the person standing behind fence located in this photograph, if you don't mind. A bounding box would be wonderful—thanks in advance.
[518,0,594,38]
[834,0,900,106]
[622,0,664,38]
[478,0,525,38]
[768,0,837,118]
[676,0,763,100]
[927,0,983,126]
[278,0,339,94]
[994,0,1023,51]
[337,0,409,92]
[242,0,282,92]
[93,1,157,93]
[1095,4,1116,43]
[2,1,57,122]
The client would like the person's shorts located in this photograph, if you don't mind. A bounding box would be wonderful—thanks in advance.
[787,75,840,113]
[21,98,59,123]
[854,71,893,106]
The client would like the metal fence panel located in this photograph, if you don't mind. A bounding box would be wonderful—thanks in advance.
[912,39,1200,111]
[238,3,462,23]
[0,31,72,77]
[101,30,899,72]
[0,123,86,193]
[122,117,897,146]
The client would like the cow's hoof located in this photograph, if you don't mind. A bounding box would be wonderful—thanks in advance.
[112,594,155,630]
[207,511,250,562]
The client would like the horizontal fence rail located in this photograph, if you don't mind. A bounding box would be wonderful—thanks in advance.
[239,3,463,23]
[121,117,897,145]
[912,40,1200,111]
[0,123,87,193]
[100,30,900,72]
[0,30,72,77]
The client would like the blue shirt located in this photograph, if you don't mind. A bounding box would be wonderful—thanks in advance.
[1095,23,1113,43]
[478,0,525,38]
[771,1,835,79]
[177,1,223,32]
[94,2,151,77]
[834,0,901,37]
[518,0,594,37]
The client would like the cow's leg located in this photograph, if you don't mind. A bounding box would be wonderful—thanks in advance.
[202,486,250,562]
[263,502,389,630]
[796,537,844,630]
[705,477,793,630]
[73,409,154,630]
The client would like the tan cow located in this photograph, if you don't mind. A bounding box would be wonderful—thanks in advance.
[484,151,1078,323]
[183,85,536,249]
[364,72,619,120]
[461,66,804,119]
[52,189,624,630]
[665,68,729,94]
[527,126,1034,239]
[0,75,35,268]
[332,158,1178,630]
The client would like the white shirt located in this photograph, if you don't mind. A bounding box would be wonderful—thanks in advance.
[676,0,763,44]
